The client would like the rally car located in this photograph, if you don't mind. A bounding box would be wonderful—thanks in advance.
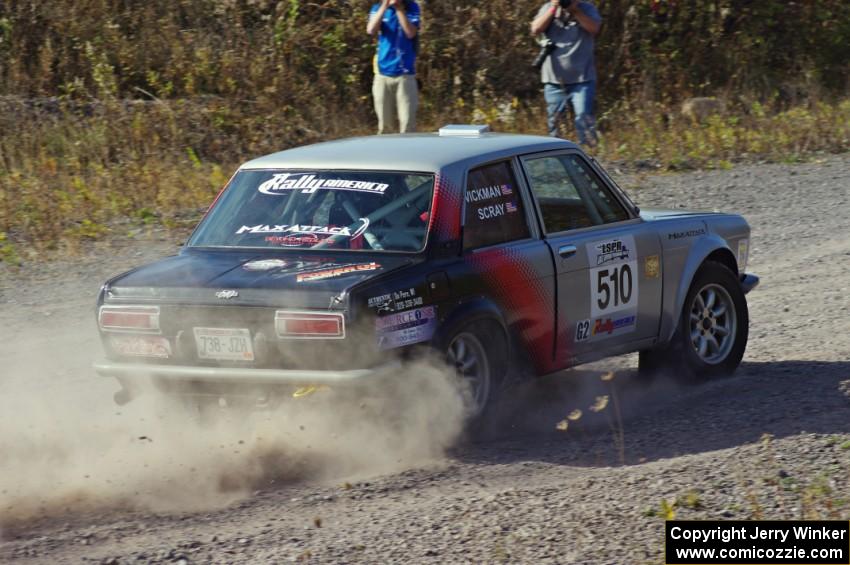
[94,125,759,417]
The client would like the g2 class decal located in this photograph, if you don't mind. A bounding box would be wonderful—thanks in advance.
[574,314,637,343]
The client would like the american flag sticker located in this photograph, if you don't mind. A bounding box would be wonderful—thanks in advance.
[506,201,518,213]
[500,184,513,195]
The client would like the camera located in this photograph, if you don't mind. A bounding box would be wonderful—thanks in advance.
[558,0,575,7]
[532,40,556,70]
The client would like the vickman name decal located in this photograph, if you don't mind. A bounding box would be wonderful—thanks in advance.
[465,184,513,203]
[259,173,389,196]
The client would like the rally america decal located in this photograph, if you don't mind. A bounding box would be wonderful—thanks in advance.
[259,173,388,196]
[375,306,437,350]
[586,235,639,319]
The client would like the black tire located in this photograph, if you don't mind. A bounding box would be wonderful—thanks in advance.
[440,319,508,420]
[640,260,748,381]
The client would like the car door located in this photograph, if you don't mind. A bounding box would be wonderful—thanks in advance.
[518,150,663,365]
[459,158,561,375]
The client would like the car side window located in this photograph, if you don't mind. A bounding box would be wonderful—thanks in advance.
[523,154,630,234]
[463,161,530,250]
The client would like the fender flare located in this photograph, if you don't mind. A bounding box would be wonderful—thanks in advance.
[661,235,739,343]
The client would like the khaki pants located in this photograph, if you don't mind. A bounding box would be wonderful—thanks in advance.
[372,74,418,134]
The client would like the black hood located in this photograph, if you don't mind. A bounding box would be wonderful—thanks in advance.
[104,248,417,309]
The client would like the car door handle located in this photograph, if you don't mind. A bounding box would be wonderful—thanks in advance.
[558,244,577,258]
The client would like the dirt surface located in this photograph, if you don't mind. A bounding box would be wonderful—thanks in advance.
[1,156,849,564]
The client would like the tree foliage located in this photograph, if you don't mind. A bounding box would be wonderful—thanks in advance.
[1,0,848,111]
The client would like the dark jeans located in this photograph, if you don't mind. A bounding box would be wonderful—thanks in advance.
[543,81,598,146]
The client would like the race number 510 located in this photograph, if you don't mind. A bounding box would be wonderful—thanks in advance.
[590,261,638,317]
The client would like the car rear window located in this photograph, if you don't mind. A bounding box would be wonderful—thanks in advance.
[188,170,435,252]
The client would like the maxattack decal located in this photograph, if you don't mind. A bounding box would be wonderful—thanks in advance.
[587,235,639,318]
[237,218,370,239]
[667,227,706,240]
[296,262,380,283]
[375,305,437,349]
[258,173,388,196]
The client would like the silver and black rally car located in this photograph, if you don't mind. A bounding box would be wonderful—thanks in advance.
[95,125,759,417]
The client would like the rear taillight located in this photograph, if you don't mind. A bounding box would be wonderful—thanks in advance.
[99,305,160,333]
[275,311,345,339]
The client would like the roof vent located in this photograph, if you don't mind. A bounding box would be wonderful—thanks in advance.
[438,124,490,137]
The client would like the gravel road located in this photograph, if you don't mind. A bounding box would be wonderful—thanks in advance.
[1,155,849,564]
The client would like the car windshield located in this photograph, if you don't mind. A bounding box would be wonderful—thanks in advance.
[188,170,435,252]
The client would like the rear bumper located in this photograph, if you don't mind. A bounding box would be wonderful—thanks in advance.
[94,360,401,388]
[740,273,760,294]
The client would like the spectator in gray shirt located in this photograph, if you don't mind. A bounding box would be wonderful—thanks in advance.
[531,0,601,146]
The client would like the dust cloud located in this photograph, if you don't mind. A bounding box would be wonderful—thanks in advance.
[0,324,467,535]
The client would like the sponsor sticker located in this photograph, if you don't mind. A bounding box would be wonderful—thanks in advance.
[258,173,388,196]
[296,262,380,283]
[266,233,321,247]
[592,314,636,336]
[587,235,639,318]
[243,259,288,271]
[368,288,423,313]
[237,218,369,239]
[667,227,706,240]
[376,306,437,349]
[575,314,636,343]
[644,255,660,279]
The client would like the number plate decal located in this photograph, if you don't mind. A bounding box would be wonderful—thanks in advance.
[587,235,639,319]
[193,327,255,361]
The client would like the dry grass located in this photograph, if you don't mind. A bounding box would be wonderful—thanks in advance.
[1,96,849,263]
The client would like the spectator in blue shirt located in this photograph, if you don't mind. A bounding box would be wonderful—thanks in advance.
[367,0,421,134]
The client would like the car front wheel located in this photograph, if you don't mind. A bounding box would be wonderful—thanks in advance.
[640,260,749,380]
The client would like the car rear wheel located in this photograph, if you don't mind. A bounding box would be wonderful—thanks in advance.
[443,321,507,420]
[640,260,748,381]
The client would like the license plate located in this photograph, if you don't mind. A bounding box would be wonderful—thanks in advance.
[109,335,171,358]
[193,327,254,361]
